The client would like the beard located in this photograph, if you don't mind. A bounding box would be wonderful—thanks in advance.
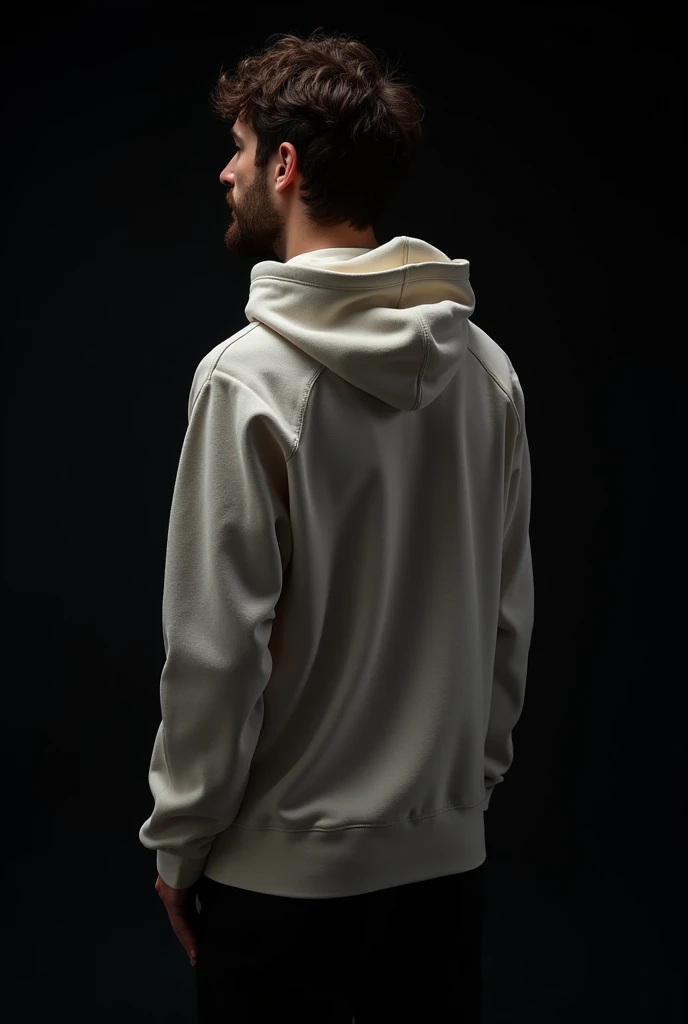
[224,168,287,261]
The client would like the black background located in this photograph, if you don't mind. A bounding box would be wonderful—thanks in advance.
[3,3,684,1021]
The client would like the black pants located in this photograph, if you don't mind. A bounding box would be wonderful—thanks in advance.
[195,861,485,1023]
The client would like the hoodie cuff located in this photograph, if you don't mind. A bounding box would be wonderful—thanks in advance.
[156,850,208,890]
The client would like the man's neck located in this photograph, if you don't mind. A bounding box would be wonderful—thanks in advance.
[284,228,378,262]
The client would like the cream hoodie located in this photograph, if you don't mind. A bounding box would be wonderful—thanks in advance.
[139,236,535,896]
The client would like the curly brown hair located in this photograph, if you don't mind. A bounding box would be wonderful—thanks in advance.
[210,28,425,231]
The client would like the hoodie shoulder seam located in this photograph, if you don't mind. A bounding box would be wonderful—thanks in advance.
[467,346,522,433]
[189,323,263,417]
[205,322,262,381]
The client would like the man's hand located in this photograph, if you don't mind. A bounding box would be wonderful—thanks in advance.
[155,873,200,967]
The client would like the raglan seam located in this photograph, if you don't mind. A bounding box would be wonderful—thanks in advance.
[286,365,326,463]
[467,345,522,433]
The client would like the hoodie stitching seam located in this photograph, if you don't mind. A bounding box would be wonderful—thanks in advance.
[397,241,410,308]
[190,323,263,419]
[286,365,326,463]
[208,322,261,377]
[191,362,301,465]
[467,347,522,433]
[255,276,385,291]
[250,271,468,291]
[412,310,432,410]
[401,237,410,294]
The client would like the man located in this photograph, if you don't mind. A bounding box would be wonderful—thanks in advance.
[139,28,535,1024]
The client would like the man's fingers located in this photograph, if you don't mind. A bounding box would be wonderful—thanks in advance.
[167,908,198,963]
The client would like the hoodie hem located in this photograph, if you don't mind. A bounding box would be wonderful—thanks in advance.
[201,802,487,898]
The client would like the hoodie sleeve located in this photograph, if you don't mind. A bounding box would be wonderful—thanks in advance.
[138,368,291,889]
[482,369,535,810]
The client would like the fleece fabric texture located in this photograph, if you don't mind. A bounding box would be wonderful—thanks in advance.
[139,235,535,896]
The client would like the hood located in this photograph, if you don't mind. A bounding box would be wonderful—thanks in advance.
[244,235,475,412]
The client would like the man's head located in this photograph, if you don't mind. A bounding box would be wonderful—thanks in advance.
[212,30,424,263]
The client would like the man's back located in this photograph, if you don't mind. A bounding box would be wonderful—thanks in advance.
[141,235,535,898]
